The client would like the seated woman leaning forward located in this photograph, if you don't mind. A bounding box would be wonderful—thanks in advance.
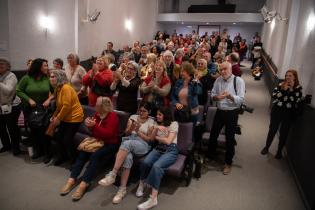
[136,106,179,210]
[59,96,119,201]
[98,101,155,204]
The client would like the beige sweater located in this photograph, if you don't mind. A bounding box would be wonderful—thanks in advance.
[0,71,20,106]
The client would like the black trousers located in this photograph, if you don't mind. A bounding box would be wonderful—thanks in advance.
[208,109,238,165]
[55,121,81,161]
[265,106,292,152]
[0,105,22,152]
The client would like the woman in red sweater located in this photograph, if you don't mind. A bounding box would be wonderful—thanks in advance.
[82,56,113,106]
[59,96,119,201]
[140,60,171,115]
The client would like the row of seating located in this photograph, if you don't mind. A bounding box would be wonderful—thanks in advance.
[75,105,195,186]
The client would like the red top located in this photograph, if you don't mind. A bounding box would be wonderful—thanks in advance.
[82,68,113,106]
[143,75,171,106]
[91,112,119,145]
[232,64,242,77]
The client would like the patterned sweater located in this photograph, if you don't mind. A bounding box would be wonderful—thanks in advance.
[272,83,303,109]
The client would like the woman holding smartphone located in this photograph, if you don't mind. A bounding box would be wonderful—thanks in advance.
[261,69,303,159]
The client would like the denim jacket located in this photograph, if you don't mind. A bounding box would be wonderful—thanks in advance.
[171,79,202,109]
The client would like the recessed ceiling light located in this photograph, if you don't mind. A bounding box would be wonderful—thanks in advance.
[206,22,209,25]
[233,22,236,25]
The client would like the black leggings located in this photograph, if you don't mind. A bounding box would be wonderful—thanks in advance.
[0,105,22,152]
[55,121,81,160]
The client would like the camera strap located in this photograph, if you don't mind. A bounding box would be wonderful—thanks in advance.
[233,76,238,96]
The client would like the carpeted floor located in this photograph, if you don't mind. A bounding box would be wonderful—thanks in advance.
[0,61,305,210]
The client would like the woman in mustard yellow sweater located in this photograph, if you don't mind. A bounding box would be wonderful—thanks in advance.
[49,70,84,165]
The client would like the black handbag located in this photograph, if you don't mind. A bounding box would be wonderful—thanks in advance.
[27,105,50,129]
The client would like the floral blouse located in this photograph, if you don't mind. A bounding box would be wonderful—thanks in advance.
[272,83,303,109]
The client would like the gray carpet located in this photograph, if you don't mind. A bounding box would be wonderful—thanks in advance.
[0,61,305,210]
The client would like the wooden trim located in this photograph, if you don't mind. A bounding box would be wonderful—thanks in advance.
[261,49,278,77]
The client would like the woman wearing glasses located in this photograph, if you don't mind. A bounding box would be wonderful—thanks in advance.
[98,102,155,204]
[110,61,141,114]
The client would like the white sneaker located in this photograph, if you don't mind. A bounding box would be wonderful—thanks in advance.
[137,196,158,210]
[98,171,116,186]
[112,187,127,204]
[136,182,144,197]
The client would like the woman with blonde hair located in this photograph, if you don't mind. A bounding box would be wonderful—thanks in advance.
[59,96,119,201]
[139,53,157,80]
[49,70,84,165]
[64,53,87,104]
[82,55,114,106]
[140,60,171,114]
[261,70,303,159]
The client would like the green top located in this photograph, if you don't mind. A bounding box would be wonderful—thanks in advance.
[16,75,52,104]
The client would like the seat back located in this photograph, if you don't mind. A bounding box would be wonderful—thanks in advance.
[205,106,217,132]
[177,122,193,155]
[114,110,130,138]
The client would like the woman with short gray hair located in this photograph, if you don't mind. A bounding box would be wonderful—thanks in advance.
[49,70,84,165]
[0,58,22,155]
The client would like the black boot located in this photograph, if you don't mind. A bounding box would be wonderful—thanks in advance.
[260,147,269,155]
[275,149,283,159]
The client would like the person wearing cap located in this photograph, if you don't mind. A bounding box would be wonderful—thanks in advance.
[110,61,141,114]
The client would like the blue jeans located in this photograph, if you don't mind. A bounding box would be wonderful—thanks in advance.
[140,144,178,190]
[70,144,117,183]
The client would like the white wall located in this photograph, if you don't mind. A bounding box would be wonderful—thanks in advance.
[78,0,158,60]
[261,0,315,106]
[178,0,265,13]
[8,0,76,70]
[158,23,262,43]
[0,0,10,58]
[6,0,158,69]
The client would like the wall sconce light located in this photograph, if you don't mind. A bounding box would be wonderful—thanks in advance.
[125,19,133,31]
[39,15,55,37]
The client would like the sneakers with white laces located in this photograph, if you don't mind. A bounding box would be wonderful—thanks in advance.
[137,195,158,210]
[112,187,127,204]
[98,171,116,186]
[136,181,144,197]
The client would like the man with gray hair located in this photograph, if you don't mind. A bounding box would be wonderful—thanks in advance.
[207,61,245,175]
